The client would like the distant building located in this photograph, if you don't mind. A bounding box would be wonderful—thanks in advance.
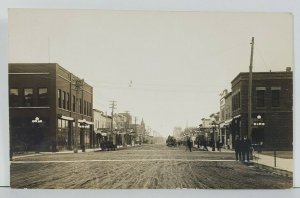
[93,109,112,146]
[9,63,93,152]
[231,68,293,150]
[173,127,182,139]
[219,90,233,149]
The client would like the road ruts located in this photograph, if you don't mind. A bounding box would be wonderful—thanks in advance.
[10,144,292,189]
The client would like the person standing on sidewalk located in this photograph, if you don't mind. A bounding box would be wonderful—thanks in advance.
[234,135,241,161]
[241,136,251,162]
[216,139,222,152]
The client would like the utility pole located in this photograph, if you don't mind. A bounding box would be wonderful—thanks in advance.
[135,116,137,145]
[110,100,117,145]
[74,78,84,153]
[248,37,255,141]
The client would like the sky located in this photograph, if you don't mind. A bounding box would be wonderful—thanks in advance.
[8,9,293,137]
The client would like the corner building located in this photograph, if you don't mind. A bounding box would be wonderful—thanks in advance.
[9,63,94,152]
[231,69,293,150]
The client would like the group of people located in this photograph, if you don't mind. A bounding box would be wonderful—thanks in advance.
[234,135,252,162]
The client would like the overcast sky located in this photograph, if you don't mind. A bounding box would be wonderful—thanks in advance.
[9,9,293,137]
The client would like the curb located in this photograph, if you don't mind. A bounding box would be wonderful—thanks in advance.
[251,162,292,178]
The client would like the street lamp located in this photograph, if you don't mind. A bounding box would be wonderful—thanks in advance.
[32,117,43,153]
[211,120,217,151]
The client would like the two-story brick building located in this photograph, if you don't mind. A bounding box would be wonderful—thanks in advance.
[9,63,94,152]
[231,68,293,150]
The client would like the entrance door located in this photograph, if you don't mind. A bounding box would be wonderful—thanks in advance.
[252,128,264,144]
[80,129,85,148]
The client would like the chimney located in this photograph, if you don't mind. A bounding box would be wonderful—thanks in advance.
[286,67,291,72]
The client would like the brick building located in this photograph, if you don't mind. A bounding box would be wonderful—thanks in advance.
[231,68,293,150]
[9,63,94,152]
[219,89,233,149]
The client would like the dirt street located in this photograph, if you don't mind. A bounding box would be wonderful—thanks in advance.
[10,144,292,189]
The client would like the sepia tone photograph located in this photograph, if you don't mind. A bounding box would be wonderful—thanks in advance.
[8,9,293,189]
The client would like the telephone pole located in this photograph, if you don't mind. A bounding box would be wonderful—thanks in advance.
[110,100,117,144]
[74,78,84,153]
[248,37,255,141]
[135,116,137,145]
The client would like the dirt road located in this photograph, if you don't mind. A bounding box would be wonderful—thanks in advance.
[10,144,292,189]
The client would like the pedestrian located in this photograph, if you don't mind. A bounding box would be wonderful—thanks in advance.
[234,135,241,161]
[203,140,208,151]
[185,137,189,152]
[216,139,221,152]
[241,136,251,162]
[185,137,192,152]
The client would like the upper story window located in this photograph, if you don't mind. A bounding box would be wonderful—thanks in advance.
[62,91,66,109]
[72,95,76,112]
[9,88,19,107]
[256,87,266,108]
[271,87,281,107]
[86,102,90,116]
[84,100,86,115]
[66,93,70,110]
[232,91,240,111]
[58,89,62,108]
[79,99,82,114]
[38,88,48,106]
[24,88,33,107]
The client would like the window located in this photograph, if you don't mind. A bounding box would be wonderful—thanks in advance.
[38,88,48,106]
[79,99,82,114]
[232,91,240,111]
[88,102,91,116]
[66,93,70,110]
[62,91,66,109]
[24,88,33,107]
[9,88,19,107]
[86,102,89,116]
[57,118,69,148]
[58,89,62,108]
[72,95,76,112]
[272,88,281,107]
[256,90,265,107]
[84,100,87,115]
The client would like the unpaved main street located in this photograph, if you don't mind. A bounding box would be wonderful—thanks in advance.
[10,144,292,189]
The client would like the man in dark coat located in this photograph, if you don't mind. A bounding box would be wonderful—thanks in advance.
[234,135,241,161]
[241,136,251,162]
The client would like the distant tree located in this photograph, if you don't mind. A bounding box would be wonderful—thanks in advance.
[166,135,177,147]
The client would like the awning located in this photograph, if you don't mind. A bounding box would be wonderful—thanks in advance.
[224,118,233,125]
[59,115,74,121]
[78,119,94,125]
[233,114,241,119]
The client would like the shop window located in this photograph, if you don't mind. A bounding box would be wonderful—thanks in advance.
[9,88,19,107]
[24,88,33,107]
[57,118,70,148]
[38,88,48,106]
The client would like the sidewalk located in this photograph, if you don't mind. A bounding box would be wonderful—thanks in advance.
[252,152,293,172]
[195,146,293,173]
[12,144,140,160]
